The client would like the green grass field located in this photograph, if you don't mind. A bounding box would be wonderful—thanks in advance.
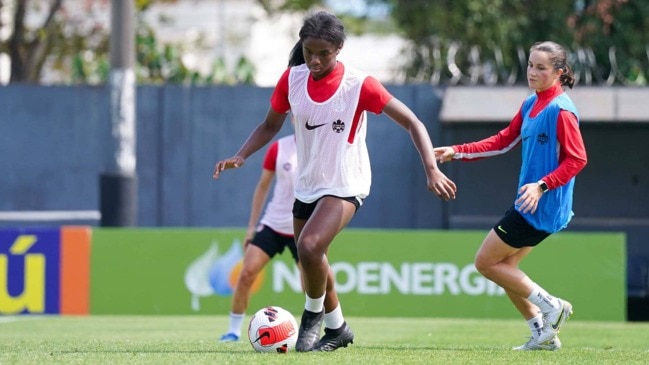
[1,315,648,365]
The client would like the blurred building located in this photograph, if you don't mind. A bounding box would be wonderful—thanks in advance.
[142,0,405,86]
[1,0,404,85]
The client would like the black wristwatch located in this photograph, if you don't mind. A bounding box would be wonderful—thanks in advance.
[537,180,549,193]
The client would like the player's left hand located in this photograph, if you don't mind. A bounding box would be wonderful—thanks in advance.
[515,183,544,214]
[244,227,255,249]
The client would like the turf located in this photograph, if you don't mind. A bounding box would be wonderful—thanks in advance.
[1,315,648,364]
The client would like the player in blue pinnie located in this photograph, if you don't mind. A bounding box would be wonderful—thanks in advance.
[435,41,587,350]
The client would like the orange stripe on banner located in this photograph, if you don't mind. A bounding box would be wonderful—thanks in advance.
[60,226,91,315]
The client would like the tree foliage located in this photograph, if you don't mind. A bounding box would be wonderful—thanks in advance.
[0,0,255,85]
[254,0,649,85]
[2,0,64,83]
[568,0,649,85]
[383,0,649,85]
[3,0,646,85]
[256,0,322,14]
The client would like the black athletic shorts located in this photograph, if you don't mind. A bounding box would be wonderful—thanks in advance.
[251,225,298,262]
[493,206,551,248]
[292,195,363,220]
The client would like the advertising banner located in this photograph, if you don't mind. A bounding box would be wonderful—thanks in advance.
[0,227,90,315]
[91,229,625,321]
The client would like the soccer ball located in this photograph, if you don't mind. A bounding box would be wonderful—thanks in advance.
[248,306,298,353]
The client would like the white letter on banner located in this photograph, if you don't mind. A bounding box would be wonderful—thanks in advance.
[487,278,506,296]
[411,263,434,294]
[381,262,409,294]
[357,262,380,294]
[435,263,460,295]
[272,261,301,292]
[331,262,355,294]
[459,264,485,295]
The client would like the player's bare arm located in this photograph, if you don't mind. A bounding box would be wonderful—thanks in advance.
[212,108,287,179]
[382,98,457,201]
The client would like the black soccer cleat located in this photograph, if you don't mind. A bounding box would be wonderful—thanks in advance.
[295,309,324,352]
[313,321,354,352]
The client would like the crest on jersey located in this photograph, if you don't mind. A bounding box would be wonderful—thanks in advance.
[332,119,345,133]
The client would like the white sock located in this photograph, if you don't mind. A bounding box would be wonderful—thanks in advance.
[324,304,344,330]
[527,284,561,313]
[304,293,325,313]
[526,313,544,339]
[228,312,245,337]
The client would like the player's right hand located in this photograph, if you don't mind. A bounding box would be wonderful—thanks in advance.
[433,146,456,164]
[213,156,245,179]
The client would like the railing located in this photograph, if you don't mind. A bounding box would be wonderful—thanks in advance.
[401,42,649,87]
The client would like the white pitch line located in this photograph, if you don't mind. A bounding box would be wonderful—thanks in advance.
[0,316,46,324]
[0,317,18,324]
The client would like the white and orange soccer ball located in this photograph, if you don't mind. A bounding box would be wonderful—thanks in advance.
[248,306,298,353]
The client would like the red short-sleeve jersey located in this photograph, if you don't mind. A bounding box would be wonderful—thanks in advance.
[270,62,393,126]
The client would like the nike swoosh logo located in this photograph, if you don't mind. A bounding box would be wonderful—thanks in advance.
[551,310,565,330]
[253,331,270,343]
[497,225,507,234]
[305,121,326,130]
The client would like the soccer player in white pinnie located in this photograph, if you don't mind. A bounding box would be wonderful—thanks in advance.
[219,133,345,344]
[214,11,456,352]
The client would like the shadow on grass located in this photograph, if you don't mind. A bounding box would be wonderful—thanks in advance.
[55,343,509,355]
[57,348,251,354]
[360,345,507,351]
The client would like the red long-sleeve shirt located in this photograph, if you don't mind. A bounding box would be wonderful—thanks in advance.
[452,83,587,190]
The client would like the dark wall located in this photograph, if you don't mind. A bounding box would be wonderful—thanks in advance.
[2,84,647,231]
[0,85,108,213]
[2,85,646,232]
[2,83,648,317]
[438,120,649,320]
[0,84,444,229]
[439,122,649,243]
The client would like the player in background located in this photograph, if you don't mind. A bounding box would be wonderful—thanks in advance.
[434,41,587,350]
[218,134,297,342]
[218,132,345,343]
[214,11,456,352]
[221,135,298,342]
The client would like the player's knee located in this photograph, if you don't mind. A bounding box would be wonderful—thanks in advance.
[238,268,258,286]
[474,257,493,277]
[297,240,322,266]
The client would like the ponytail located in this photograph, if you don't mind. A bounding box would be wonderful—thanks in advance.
[560,64,575,89]
[288,40,305,67]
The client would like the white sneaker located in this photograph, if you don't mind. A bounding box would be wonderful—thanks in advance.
[537,299,573,343]
[513,336,562,351]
